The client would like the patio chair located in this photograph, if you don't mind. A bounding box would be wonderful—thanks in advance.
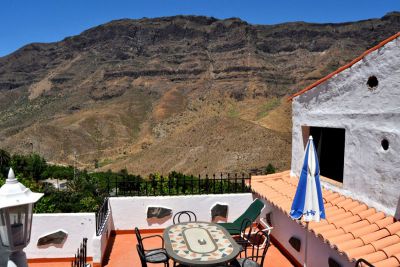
[218,199,264,235]
[135,227,169,267]
[233,218,253,254]
[173,211,197,224]
[231,230,271,267]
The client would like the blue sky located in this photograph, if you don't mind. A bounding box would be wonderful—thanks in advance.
[1,0,399,57]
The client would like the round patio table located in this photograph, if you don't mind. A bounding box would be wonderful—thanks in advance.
[163,221,241,267]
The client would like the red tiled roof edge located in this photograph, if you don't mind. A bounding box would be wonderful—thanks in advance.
[288,31,400,101]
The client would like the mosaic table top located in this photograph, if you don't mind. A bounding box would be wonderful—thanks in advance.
[164,222,241,266]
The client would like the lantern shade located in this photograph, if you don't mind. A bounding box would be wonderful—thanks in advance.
[0,204,34,251]
[0,168,42,252]
[0,169,43,210]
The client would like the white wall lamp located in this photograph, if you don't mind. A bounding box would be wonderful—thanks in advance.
[0,168,43,267]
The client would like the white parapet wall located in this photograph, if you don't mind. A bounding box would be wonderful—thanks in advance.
[25,213,96,259]
[109,193,255,230]
[93,208,114,265]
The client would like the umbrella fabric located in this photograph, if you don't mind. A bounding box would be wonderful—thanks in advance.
[290,136,325,222]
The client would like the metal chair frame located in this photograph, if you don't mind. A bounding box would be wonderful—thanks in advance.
[173,211,197,224]
[135,227,169,267]
[237,230,271,267]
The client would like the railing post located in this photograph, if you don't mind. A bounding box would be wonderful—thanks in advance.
[248,172,251,191]
[213,174,216,194]
[115,176,118,197]
[205,174,209,194]
[107,176,110,196]
[235,173,238,193]
[198,174,201,194]
[168,175,171,195]
[220,173,223,194]
[191,175,194,194]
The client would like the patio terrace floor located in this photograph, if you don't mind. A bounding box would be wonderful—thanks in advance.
[29,232,295,267]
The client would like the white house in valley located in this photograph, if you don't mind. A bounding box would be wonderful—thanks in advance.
[290,32,400,217]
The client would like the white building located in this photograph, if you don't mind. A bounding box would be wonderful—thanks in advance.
[290,32,400,217]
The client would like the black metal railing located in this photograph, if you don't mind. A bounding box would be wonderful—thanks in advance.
[95,197,110,236]
[355,258,375,267]
[71,238,88,267]
[106,173,251,197]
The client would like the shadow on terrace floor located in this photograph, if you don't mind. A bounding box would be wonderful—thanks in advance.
[103,232,295,267]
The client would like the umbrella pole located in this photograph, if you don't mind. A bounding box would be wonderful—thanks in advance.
[304,221,309,267]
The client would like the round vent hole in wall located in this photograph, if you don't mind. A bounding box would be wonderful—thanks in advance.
[381,139,389,151]
[367,75,378,90]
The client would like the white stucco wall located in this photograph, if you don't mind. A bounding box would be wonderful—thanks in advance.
[93,209,114,265]
[109,193,254,230]
[25,213,96,259]
[257,196,354,267]
[291,37,400,216]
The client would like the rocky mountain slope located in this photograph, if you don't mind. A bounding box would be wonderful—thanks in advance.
[0,12,399,175]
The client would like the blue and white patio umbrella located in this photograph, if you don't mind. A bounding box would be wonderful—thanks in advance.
[290,135,326,222]
[290,135,325,266]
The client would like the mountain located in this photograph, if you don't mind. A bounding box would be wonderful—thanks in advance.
[0,12,399,175]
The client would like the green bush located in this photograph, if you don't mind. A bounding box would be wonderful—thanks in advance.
[265,163,276,174]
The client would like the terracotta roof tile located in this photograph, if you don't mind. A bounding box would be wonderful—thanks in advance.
[357,208,377,219]
[385,222,400,235]
[370,235,400,251]
[393,254,400,263]
[358,229,390,244]
[336,239,364,251]
[341,220,370,233]
[341,201,360,211]
[332,215,361,228]
[374,257,400,267]
[348,204,368,215]
[382,243,400,257]
[326,233,353,244]
[252,171,400,265]
[346,244,375,259]
[374,216,395,228]
[362,251,388,263]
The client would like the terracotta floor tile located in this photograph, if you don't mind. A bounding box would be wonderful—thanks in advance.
[100,233,294,267]
[29,261,74,267]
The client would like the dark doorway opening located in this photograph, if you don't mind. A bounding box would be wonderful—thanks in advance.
[309,127,345,183]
